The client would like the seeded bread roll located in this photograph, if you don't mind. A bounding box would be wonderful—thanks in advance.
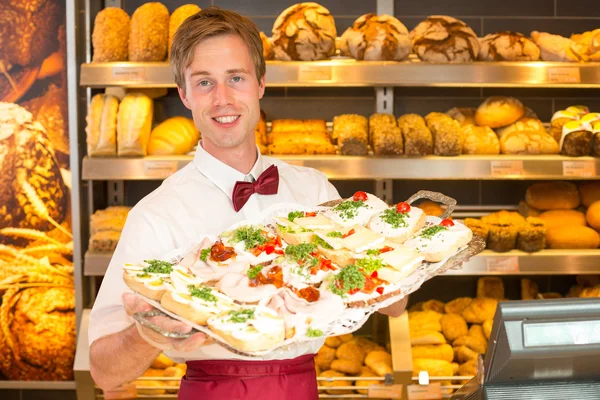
[475,96,524,128]
[272,3,336,61]
[411,16,479,62]
[333,114,368,155]
[425,112,462,156]
[397,114,434,155]
[447,107,476,127]
[92,8,130,62]
[526,182,581,210]
[85,94,119,156]
[498,118,559,155]
[478,31,540,61]
[369,113,403,155]
[129,2,169,62]
[461,125,500,155]
[168,4,201,58]
[339,14,411,61]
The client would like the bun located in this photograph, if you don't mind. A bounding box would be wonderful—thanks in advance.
[410,330,446,345]
[355,366,377,394]
[411,344,454,363]
[315,345,336,370]
[86,94,118,156]
[169,5,201,57]
[440,314,468,342]
[330,359,361,375]
[539,209,587,229]
[334,114,369,155]
[267,131,335,155]
[461,298,498,324]
[129,2,169,61]
[364,350,393,376]
[336,341,366,364]
[320,370,351,394]
[92,8,130,62]
[412,358,453,379]
[478,32,540,61]
[475,96,524,128]
[398,114,434,155]
[546,226,600,249]
[580,182,600,208]
[531,31,588,62]
[370,113,403,155]
[117,93,153,156]
[526,182,581,210]
[148,117,199,155]
[498,118,559,155]
[461,125,500,155]
[444,297,472,315]
[425,112,462,156]
[123,272,166,301]
[411,16,479,62]
[586,201,600,230]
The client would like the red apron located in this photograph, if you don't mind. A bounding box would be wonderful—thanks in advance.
[179,354,318,400]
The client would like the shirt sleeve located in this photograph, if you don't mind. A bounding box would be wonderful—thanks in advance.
[88,207,173,345]
[317,170,341,203]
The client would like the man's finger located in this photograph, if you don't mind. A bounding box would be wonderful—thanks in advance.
[172,332,208,353]
[147,315,194,334]
[122,292,154,316]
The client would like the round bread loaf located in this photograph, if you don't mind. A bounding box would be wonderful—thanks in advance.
[498,118,559,155]
[339,14,411,61]
[447,107,476,127]
[411,15,479,62]
[478,31,540,61]
[586,201,600,230]
[272,3,336,61]
[92,8,130,62]
[148,116,199,155]
[461,125,500,155]
[168,4,201,58]
[260,32,274,60]
[539,209,587,230]
[475,96,525,128]
[580,182,600,207]
[526,182,581,210]
[546,225,600,249]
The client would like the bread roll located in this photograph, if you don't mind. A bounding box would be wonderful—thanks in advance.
[148,117,199,155]
[453,345,479,363]
[453,335,486,354]
[351,337,385,354]
[592,121,600,156]
[412,344,454,363]
[517,217,546,253]
[162,366,185,393]
[425,112,462,156]
[330,359,362,375]
[336,341,366,364]
[355,366,377,395]
[468,325,487,346]
[477,277,504,299]
[580,182,600,208]
[412,358,454,378]
[370,113,403,155]
[92,8,130,62]
[461,125,500,155]
[398,114,434,155]
[478,31,540,61]
[151,353,175,369]
[444,297,472,315]
[526,182,581,210]
[521,278,539,300]
[498,118,559,155]
[447,107,476,127]
[315,345,336,370]
[86,94,118,156]
[333,114,368,155]
[546,226,600,249]
[325,336,342,348]
[464,218,489,242]
[461,298,498,324]
[364,350,393,376]
[587,201,600,230]
[550,110,579,142]
[267,131,335,155]
[560,120,593,157]
[411,16,479,62]
[475,96,524,128]
[129,2,169,61]
[440,314,468,342]
[117,93,153,156]
[422,300,445,314]
[168,5,201,58]
[409,310,443,332]
[486,224,518,252]
[481,210,525,226]
[459,360,478,376]
[320,370,351,395]
[539,209,587,230]
[531,31,588,62]
[411,330,446,346]
[482,320,493,340]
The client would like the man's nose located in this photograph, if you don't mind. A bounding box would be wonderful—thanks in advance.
[212,82,234,107]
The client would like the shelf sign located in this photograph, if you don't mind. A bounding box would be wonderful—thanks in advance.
[490,160,523,177]
[298,65,332,82]
[369,384,404,399]
[112,66,146,82]
[144,160,178,178]
[487,256,519,273]
[407,383,442,400]
[562,161,596,177]
[547,67,581,83]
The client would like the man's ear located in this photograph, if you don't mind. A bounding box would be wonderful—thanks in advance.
[177,87,192,110]
[258,75,266,99]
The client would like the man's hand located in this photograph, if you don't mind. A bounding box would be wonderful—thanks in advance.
[122,292,208,352]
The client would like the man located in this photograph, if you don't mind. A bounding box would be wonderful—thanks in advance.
[89,8,406,399]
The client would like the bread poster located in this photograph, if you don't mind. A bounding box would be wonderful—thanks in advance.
[0,1,75,380]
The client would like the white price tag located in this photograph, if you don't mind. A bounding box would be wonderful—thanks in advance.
[407,383,442,400]
[298,65,332,82]
[112,66,146,82]
[562,161,596,177]
[368,384,403,399]
[486,256,519,273]
[547,67,581,83]
[144,160,178,178]
[490,160,523,177]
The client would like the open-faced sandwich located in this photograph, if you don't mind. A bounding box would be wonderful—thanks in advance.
[368,201,427,244]
[123,259,175,301]
[180,240,250,283]
[405,219,473,262]
[273,210,339,245]
[324,191,388,227]
[313,224,387,267]
[220,224,284,264]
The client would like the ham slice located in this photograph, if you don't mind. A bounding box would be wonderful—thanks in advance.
[216,272,280,304]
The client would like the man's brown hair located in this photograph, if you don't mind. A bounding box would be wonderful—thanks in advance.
[170,7,266,91]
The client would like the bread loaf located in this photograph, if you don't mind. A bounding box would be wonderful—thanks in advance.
[560,120,593,157]
[478,31,540,61]
[580,182,600,207]
[117,93,154,156]
[425,112,462,156]
[339,14,411,61]
[531,31,588,62]
[148,117,199,155]
[271,3,336,61]
[333,114,368,155]
[498,118,559,155]
[546,226,600,249]
[477,277,504,299]
[461,125,500,155]
[260,32,273,60]
[526,182,581,210]
[267,131,335,155]
[370,113,403,155]
[475,96,524,128]
[168,5,201,58]
[270,119,327,137]
[517,217,546,253]
[539,209,587,230]
[398,114,433,155]
[92,8,130,62]
[86,94,119,156]
[586,201,600,230]
[129,2,169,61]
[550,110,579,142]
[411,16,479,62]
[447,107,476,127]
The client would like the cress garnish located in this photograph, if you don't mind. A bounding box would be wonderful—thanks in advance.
[228,309,255,323]
[231,226,268,250]
[355,256,384,274]
[287,211,304,222]
[326,231,343,238]
[142,259,173,274]
[333,200,367,220]
[188,285,217,303]
[329,264,365,296]
[312,235,333,249]
[247,265,264,279]
[306,327,324,337]
[200,248,210,261]
[419,225,448,239]
[380,208,408,229]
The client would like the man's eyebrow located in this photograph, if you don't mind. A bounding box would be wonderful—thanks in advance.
[189,68,250,77]
[190,70,210,77]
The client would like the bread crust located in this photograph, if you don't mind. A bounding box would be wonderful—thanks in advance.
[160,291,212,326]
[123,271,166,301]
[207,316,285,352]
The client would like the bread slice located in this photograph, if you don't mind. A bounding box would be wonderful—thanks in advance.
[123,271,167,301]
[368,207,427,244]
[160,291,213,325]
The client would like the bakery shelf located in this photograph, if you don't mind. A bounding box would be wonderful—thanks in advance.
[80,60,600,88]
[0,381,76,390]
[82,155,600,181]
[84,251,113,276]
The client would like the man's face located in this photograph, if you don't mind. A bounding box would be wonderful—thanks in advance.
[178,34,265,150]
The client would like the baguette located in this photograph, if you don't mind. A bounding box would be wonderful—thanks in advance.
[86,94,119,156]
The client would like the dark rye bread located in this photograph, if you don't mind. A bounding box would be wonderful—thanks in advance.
[411,16,479,63]
[478,31,540,61]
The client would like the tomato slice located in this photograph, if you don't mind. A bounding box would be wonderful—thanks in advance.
[379,246,394,254]
[264,245,275,255]
[353,191,368,202]
[376,287,384,295]
[274,249,284,255]
[440,219,454,227]
[395,202,411,213]
[371,271,378,278]
[348,288,360,295]
[305,212,317,217]
[342,228,355,239]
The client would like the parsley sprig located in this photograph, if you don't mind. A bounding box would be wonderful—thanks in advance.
[188,285,217,303]
[247,265,264,279]
[333,200,367,220]
[329,265,365,296]
[380,208,408,229]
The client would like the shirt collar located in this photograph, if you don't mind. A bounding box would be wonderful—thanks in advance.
[192,142,270,200]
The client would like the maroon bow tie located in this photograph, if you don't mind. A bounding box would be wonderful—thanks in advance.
[232,164,279,212]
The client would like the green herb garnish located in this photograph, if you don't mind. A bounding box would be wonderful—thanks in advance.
[285,243,316,260]
[277,224,296,233]
[228,309,255,323]
[247,265,264,279]
[288,211,304,222]
[231,226,268,250]
[306,327,324,337]
[356,256,384,274]
[313,235,333,250]
[419,225,448,239]
[200,248,210,262]
[136,272,150,278]
[366,249,380,256]
[329,265,365,296]
[326,231,343,238]
[142,259,173,274]
[333,200,367,220]
[188,285,217,303]
[380,208,408,229]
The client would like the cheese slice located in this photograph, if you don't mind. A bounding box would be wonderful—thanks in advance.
[314,227,352,250]
[341,225,385,253]
[274,216,300,228]
[378,246,424,271]
[378,265,418,284]
[293,214,338,230]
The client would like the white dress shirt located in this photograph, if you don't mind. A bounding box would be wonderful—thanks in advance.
[88,144,340,361]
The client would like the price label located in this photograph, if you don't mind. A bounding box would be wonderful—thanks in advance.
[298,65,332,81]
[487,256,519,273]
[368,384,404,399]
[112,66,146,82]
[490,160,523,177]
[144,160,178,178]
[547,67,581,83]
[562,161,596,177]
[407,383,442,400]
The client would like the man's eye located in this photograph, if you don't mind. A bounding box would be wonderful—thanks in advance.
[199,80,211,87]
[231,76,242,83]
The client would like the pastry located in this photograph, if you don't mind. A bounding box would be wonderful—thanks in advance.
[581,182,600,208]
[546,226,600,249]
[560,120,593,157]
[440,313,468,342]
[368,202,426,244]
[410,330,447,346]
[86,94,119,156]
[486,223,518,252]
[338,14,411,61]
[271,3,336,61]
[129,2,169,61]
[475,96,524,129]
[498,118,559,155]
[117,93,154,156]
[482,320,493,340]
[148,117,199,155]
[398,114,434,155]
[315,345,336,370]
[351,337,385,354]
[370,113,403,155]
[550,110,579,143]
[444,297,472,315]
[406,220,473,262]
[453,335,486,355]
[461,125,500,155]
[412,344,454,363]
[459,359,478,376]
[469,325,487,345]
[151,353,174,369]
[447,107,476,127]
[464,218,489,242]
[478,31,540,61]
[422,300,446,314]
[411,16,479,62]
[333,114,369,155]
[521,278,539,300]
[526,182,581,210]
[461,298,498,324]
[260,32,273,60]
[517,217,546,253]
[412,358,454,379]
[336,341,367,364]
[531,31,589,62]
[168,5,201,57]
[355,366,378,395]
[92,8,130,62]
[320,370,351,395]
[538,210,586,230]
[425,112,462,156]
[571,29,600,61]
[364,350,393,376]
[330,358,362,375]
[325,336,342,348]
[476,277,504,299]
[409,310,443,332]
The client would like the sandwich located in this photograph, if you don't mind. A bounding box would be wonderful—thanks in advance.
[123,259,174,301]
[324,191,388,227]
[405,219,473,262]
[220,224,284,264]
[368,201,427,244]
